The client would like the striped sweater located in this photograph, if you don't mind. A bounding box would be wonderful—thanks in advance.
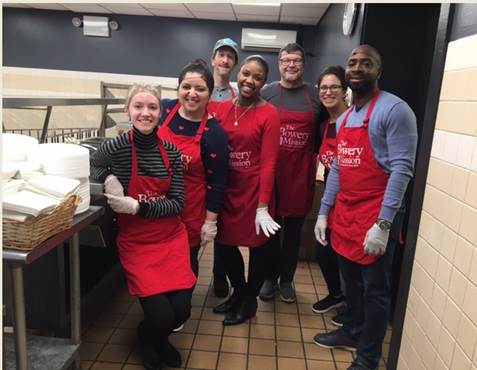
[90,126,184,218]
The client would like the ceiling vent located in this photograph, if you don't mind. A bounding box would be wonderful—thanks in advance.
[241,28,297,51]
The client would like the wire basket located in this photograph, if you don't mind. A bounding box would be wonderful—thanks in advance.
[3,195,81,250]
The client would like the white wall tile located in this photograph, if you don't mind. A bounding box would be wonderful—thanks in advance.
[445,33,477,71]
[471,138,477,172]
[448,268,469,307]
[459,205,477,245]
[453,236,474,276]
[456,313,477,360]
[456,135,476,169]
[451,343,472,370]
[438,327,456,367]
[462,282,477,326]
[443,295,462,338]
[431,130,446,159]
[443,131,460,165]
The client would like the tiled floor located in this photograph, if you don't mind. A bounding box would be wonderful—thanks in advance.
[80,246,390,370]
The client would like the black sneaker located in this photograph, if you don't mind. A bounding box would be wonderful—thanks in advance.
[312,294,346,313]
[259,279,277,301]
[331,312,344,327]
[347,360,376,370]
[213,275,229,298]
[279,280,296,303]
[313,329,357,352]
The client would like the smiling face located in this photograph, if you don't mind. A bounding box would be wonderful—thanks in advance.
[178,72,210,116]
[319,74,346,111]
[279,50,305,84]
[126,92,160,134]
[237,60,267,102]
[211,46,236,78]
[345,46,381,94]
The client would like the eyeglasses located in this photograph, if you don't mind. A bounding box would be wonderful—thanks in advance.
[319,85,343,93]
[279,58,304,66]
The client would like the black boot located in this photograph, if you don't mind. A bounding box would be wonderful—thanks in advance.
[137,321,162,370]
[213,289,242,314]
[223,296,257,326]
[157,339,181,368]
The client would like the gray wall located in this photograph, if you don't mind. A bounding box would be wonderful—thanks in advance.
[3,7,317,83]
[450,3,477,41]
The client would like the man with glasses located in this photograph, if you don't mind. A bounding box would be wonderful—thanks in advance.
[313,45,417,370]
[260,42,320,303]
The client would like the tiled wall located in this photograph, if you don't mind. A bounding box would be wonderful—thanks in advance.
[397,34,477,370]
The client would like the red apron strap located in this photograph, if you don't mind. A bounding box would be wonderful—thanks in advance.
[161,102,181,129]
[194,111,209,143]
[362,89,381,127]
[229,85,236,98]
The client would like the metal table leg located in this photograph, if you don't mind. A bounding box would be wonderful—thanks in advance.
[70,233,81,370]
[10,264,27,370]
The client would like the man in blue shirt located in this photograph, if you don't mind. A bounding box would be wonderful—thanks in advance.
[313,45,418,370]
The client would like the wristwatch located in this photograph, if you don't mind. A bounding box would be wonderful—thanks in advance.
[376,219,392,231]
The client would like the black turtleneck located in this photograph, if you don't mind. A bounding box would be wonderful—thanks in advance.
[90,126,184,218]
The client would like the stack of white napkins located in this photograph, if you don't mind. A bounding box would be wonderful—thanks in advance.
[3,190,61,218]
[2,179,26,196]
[25,175,80,200]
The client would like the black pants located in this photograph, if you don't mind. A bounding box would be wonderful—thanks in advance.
[215,242,268,297]
[213,243,227,278]
[138,289,192,345]
[190,245,200,277]
[263,216,305,283]
[315,235,342,297]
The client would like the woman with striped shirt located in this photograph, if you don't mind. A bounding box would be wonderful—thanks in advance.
[91,84,195,370]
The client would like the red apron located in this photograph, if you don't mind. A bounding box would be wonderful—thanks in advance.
[207,85,236,116]
[330,90,387,265]
[158,103,207,247]
[276,84,317,216]
[318,119,336,170]
[216,102,275,247]
[117,130,196,297]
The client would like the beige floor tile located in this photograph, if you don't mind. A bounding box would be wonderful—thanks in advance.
[249,338,277,356]
[197,320,224,335]
[295,283,316,294]
[90,362,123,370]
[332,348,354,362]
[307,359,337,370]
[192,334,221,351]
[182,319,199,334]
[122,365,144,370]
[276,313,300,327]
[97,343,131,363]
[169,332,195,349]
[335,361,352,369]
[217,352,247,370]
[102,298,134,315]
[81,361,92,370]
[191,294,206,306]
[298,303,315,315]
[80,342,105,361]
[194,284,211,295]
[296,293,317,304]
[187,350,218,370]
[201,309,225,322]
[205,295,225,308]
[294,274,314,284]
[248,354,277,370]
[252,311,275,325]
[127,301,143,315]
[118,314,143,329]
[276,326,302,341]
[304,343,334,361]
[277,340,305,358]
[223,322,250,337]
[275,301,298,314]
[302,328,323,343]
[125,347,142,365]
[250,323,275,339]
[221,336,249,354]
[108,328,136,345]
[83,327,115,343]
[258,299,275,312]
[190,306,202,320]
[300,314,326,329]
[278,356,307,370]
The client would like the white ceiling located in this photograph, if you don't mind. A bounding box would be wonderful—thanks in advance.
[4,3,330,26]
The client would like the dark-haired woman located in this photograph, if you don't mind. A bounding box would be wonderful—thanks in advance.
[212,55,281,326]
[312,66,349,319]
[159,59,229,279]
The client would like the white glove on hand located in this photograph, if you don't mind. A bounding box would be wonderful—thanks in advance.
[104,174,124,197]
[363,223,390,256]
[104,194,139,215]
[314,215,328,246]
[201,220,217,243]
[255,207,280,238]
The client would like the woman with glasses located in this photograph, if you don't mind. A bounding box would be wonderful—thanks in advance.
[312,66,349,321]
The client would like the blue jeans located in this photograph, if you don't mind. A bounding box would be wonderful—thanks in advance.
[338,211,403,369]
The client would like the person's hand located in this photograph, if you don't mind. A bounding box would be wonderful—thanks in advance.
[104,174,124,197]
[314,215,328,246]
[201,220,217,244]
[255,207,280,237]
[363,223,390,256]
[104,194,139,215]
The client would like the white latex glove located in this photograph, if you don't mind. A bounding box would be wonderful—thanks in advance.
[201,220,217,243]
[363,223,390,256]
[255,207,280,238]
[104,174,124,197]
[104,193,139,215]
[314,215,328,246]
